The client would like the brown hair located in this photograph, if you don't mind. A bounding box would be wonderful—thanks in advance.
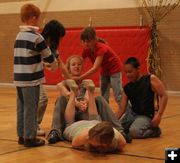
[89,121,114,145]
[66,55,83,72]
[20,3,41,23]
[80,26,96,41]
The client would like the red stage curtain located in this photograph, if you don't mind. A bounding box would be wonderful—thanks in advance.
[44,26,151,86]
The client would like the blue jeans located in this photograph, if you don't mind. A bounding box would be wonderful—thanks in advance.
[120,107,161,138]
[16,85,39,139]
[100,72,122,104]
[37,84,48,125]
[50,96,124,136]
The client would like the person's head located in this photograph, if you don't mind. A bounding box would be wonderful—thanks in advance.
[80,27,97,49]
[20,3,41,26]
[88,121,114,153]
[66,55,83,76]
[41,20,66,50]
[124,57,141,82]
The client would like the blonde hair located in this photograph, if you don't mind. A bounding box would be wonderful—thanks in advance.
[20,3,41,23]
[66,55,83,72]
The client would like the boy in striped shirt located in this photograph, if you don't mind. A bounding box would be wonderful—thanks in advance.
[14,3,57,147]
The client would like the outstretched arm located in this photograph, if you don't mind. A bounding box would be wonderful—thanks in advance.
[78,56,103,81]
[116,90,128,119]
[151,75,168,127]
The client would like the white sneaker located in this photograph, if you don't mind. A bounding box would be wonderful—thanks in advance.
[37,126,45,136]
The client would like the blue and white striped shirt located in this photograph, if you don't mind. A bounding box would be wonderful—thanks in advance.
[14,25,55,87]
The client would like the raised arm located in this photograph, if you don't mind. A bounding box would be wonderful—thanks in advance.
[58,58,71,79]
[150,74,168,127]
[64,90,76,124]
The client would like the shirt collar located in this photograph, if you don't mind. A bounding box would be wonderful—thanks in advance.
[19,25,39,32]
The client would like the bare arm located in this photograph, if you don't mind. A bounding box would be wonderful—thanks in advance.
[117,133,126,151]
[151,75,168,127]
[43,58,58,71]
[79,56,103,80]
[58,58,71,79]
[57,82,70,98]
[64,90,76,124]
[116,90,128,119]
[72,129,89,148]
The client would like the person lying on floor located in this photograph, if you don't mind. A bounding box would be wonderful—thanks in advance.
[47,55,131,144]
[63,79,126,153]
[116,57,168,139]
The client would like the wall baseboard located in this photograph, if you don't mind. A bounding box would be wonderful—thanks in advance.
[0,83,180,96]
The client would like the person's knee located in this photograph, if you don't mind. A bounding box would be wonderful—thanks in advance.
[129,126,140,138]
[95,96,102,102]
[129,124,154,139]
[39,94,48,104]
[55,96,67,105]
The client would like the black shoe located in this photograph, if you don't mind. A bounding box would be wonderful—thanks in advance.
[121,131,132,143]
[47,130,64,144]
[18,137,24,145]
[24,138,45,147]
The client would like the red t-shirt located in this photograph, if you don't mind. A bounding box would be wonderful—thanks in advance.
[82,42,122,75]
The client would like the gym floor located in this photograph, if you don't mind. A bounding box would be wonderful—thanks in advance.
[0,86,179,163]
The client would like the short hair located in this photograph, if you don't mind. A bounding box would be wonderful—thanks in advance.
[124,57,140,69]
[66,55,83,72]
[80,26,96,41]
[89,121,114,145]
[20,3,41,23]
[41,20,66,50]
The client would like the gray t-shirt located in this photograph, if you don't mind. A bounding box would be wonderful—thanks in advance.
[63,120,121,150]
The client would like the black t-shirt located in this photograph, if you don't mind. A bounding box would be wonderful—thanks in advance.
[124,74,155,118]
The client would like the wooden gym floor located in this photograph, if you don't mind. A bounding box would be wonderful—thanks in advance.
[0,86,179,163]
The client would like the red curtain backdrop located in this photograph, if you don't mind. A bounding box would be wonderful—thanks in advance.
[44,26,151,86]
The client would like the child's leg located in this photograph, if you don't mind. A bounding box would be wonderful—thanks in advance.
[37,84,48,125]
[23,86,39,139]
[16,87,24,138]
[47,95,68,143]
[51,96,68,132]
[100,75,110,103]
[129,115,161,138]
[110,72,122,105]
[95,96,124,132]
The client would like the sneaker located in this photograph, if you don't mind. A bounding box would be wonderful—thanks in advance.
[37,126,45,136]
[47,130,64,144]
[18,137,24,145]
[121,131,132,143]
[24,138,45,147]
